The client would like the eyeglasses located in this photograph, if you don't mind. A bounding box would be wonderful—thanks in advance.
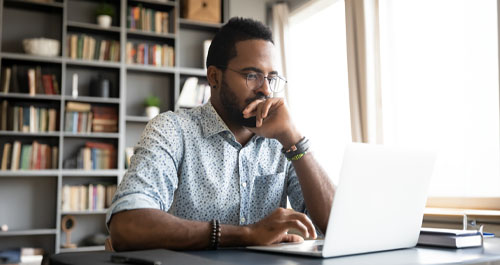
[223,67,287,93]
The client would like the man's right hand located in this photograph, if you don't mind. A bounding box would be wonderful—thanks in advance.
[246,208,317,246]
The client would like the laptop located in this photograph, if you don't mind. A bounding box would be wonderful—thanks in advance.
[247,143,436,258]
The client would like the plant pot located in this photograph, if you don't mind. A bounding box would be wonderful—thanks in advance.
[145,106,160,119]
[97,15,112,28]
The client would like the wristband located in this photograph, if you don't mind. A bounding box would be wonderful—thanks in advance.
[209,219,221,250]
[282,137,310,161]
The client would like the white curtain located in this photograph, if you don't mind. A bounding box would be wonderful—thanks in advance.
[271,2,290,102]
[344,0,383,143]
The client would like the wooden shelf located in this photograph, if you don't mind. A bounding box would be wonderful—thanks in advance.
[61,169,120,177]
[4,0,63,11]
[63,132,120,139]
[127,29,176,40]
[0,170,59,177]
[128,0,176,8]
[179,18,222,30]
[0,52,63,63]
[61,209,108,215]
[126,64,176,73]
[63,96,120,104]
[67,21,121,34]
[0,92,61,101]
[0,229,57,236]
[178,67,207,76]
[126,115,151,123]
[65,58,121,69]
[59,245,105,253]
[0,131,60,137]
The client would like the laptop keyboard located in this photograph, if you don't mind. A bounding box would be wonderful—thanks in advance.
[277,240,324,252]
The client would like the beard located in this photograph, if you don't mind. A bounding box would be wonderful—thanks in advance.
[219,77,268,128]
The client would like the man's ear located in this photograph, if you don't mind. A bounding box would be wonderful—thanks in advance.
[207,65,221,90]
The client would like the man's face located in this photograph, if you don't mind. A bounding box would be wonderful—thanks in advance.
[218,39,277,127]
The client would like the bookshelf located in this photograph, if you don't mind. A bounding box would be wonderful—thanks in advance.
[0,0,231,255]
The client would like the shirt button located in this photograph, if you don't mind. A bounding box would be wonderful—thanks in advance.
[242,182,247,188]
[241,217,246,223]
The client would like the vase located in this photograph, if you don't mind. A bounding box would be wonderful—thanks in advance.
[97,15,112,28]
[145,106,160,119]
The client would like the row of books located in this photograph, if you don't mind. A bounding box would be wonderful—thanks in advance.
[1,141,58,170]
[126,42,174,67]
[67,34,120,62]
[76,142,117,170]
[0,248,44,265]
[128,6,171,34]
[64,102,118,133]
[61,183,117,211]
[176,77,211,109]
[1,65,60,95]
[0,100,58,132]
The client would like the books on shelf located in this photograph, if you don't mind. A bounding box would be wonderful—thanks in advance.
[1,140,58,170]
[64,102,118,133]
[128,6,170,34]
[72,141,117,170]
[0,100,58,132]
[126,42,174,67]
[66,34,120,62]
[418,227,483,248]
[61,183,117,211]
[176,77,210,109]
[1,66,60,95]
[0,247,44,265]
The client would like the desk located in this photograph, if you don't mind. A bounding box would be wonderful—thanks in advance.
[51,238,500,265]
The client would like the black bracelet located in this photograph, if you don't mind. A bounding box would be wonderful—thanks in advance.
[209,219,221,250]
[281,137,311,160]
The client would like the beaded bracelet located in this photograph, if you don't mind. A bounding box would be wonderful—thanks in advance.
[209,219,221,250]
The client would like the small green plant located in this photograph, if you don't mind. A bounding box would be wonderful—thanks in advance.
[145,95,161,108]
[96,2,115,17]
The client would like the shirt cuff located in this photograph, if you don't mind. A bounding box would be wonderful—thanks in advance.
[105,193,161,231]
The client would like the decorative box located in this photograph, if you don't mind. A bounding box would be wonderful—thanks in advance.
[181,0,221,23]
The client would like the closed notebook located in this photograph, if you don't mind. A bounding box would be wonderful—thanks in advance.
[418,228,482,248]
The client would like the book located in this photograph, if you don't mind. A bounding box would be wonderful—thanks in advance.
[418,228,482,248]
[1,67,11,93]
[1,100,8,130]
[27,68,36,96]
[1,143,11,170]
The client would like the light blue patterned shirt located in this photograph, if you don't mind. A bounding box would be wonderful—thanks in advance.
[106,102,307,227]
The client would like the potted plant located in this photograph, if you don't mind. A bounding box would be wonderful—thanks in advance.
[96,2,115,28]
[145,95,161,119]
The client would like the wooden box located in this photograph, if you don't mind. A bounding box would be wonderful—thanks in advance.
[181,0,221,23]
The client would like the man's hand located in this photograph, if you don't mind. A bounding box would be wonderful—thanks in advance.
[242,98,301,148]
[246,208,317,246]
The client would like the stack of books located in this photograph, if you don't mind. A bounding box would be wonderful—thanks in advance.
[91,105,118,133]
[0,100,58,132]
[67,34,120,62]
[0,248,44,265]
[1,141,58,170]
[1,65,59,95]
[126,42,174,67]
[176,77,210,109]
[418,227,486,248]
[61,183,117,211]
[64,102,92,133]
[76,141,116,170]
[128,6,170,34]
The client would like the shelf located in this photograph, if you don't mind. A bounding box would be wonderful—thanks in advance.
[59,245,105,253]
[63,96,120,104]
[65,58,121,69]
[63,132,120,139]
[67,21,121,34]
[0,92,62,101]
[179,18,222,31]
[128,0,176,8]
[4,0,63,11]
[178,67,207,76]
[62,169,120,177]
[126,115,151,123]
[0,229,57,236]
[127,29,176,40]
[61,209,108,215]
[0,52,63,63]
[0,131,60,137]
[126,64,176,74]
[0,170,59,177]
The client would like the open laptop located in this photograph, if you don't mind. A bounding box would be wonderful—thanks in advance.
[247,143,436,258]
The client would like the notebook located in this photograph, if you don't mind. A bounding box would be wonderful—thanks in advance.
[418,228,483,248]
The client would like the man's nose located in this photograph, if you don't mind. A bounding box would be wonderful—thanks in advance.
[255,78,272,97]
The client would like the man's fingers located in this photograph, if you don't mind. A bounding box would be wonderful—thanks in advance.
[285,219,310,239]
[280,234,304,243]
[261,98,275,119]
[288,212,317,239]
[243,99,266,116]
[256,103,265,127]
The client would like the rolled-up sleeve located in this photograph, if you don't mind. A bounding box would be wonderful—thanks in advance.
[106,113,183,227]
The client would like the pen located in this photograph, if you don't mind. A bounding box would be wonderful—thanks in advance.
[110,254,162,265]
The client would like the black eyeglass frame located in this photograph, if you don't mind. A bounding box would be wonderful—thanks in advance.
[217,66,287,93]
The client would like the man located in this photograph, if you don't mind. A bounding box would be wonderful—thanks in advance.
[107,17,334,251]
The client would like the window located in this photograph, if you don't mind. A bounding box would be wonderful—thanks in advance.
[379,0,500,198]
[288,0,351,184]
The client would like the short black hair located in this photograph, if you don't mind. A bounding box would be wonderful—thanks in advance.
[206,17,274,69]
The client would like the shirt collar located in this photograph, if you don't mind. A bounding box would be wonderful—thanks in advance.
[200,101,232,138]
